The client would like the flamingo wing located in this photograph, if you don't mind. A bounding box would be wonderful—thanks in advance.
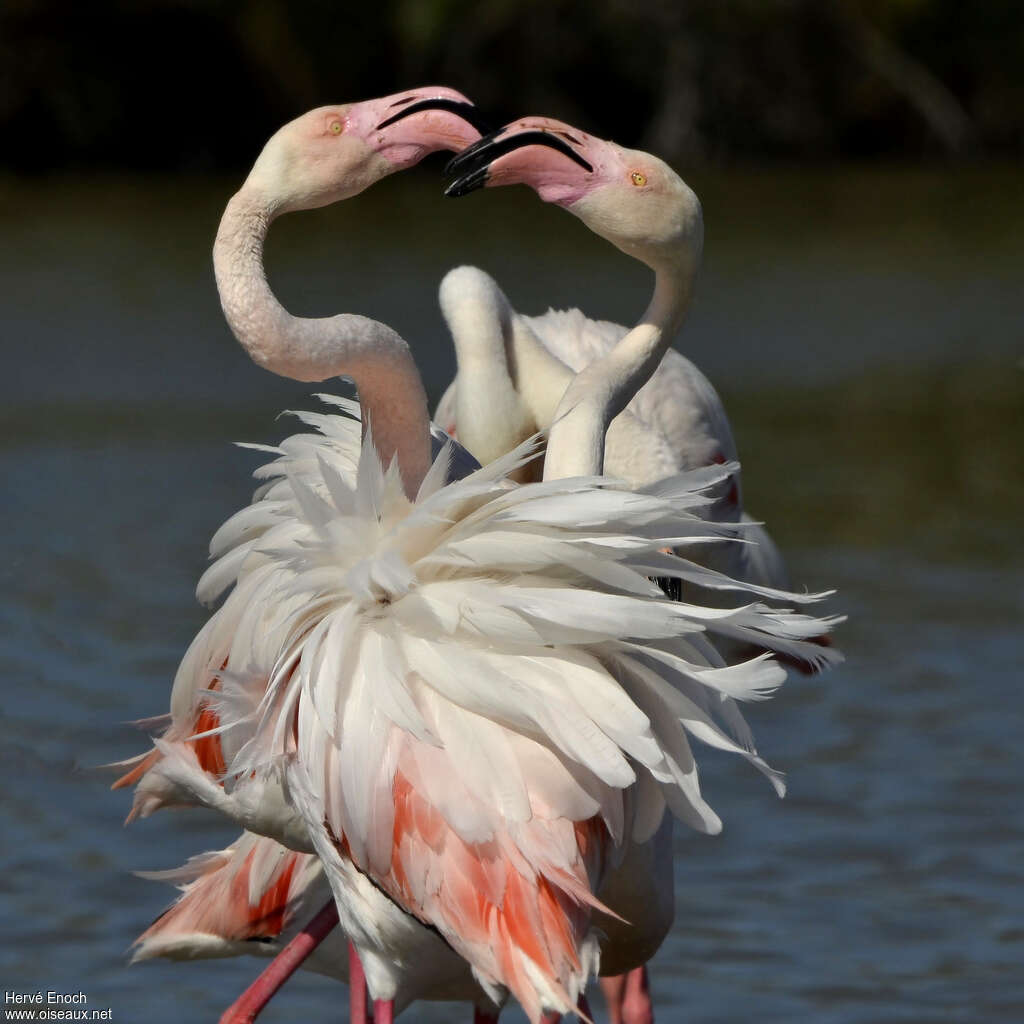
[201,397,841,1020]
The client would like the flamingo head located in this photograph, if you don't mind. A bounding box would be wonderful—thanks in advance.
[446,116,702,272]
[245,87,489,213]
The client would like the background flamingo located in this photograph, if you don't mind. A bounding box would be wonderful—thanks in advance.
[434,265,788,591]
[439,116,843,1021]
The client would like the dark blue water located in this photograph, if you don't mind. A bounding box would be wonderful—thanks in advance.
[1,167,1021,1022]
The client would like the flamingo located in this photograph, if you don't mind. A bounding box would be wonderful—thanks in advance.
[431,272,710,1024]
[110,87,504,1022]
[128,385,836,1023]
[112,87,490,838]
[119,100,841,1023]
[434,266,788,588]
[118,99,640,1022]
[110,89,591,1022]
[435,123,800,1021]
[196,102,840,1024]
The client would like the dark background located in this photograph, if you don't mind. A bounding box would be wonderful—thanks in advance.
[3,0,1022,173]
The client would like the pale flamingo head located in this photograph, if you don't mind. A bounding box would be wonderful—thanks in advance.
[245,86,489,213]
[446,115,702,272]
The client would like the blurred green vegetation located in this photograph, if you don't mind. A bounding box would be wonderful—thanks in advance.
[2,0,1021,172]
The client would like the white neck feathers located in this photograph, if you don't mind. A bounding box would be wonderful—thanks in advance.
[542,261,693,481]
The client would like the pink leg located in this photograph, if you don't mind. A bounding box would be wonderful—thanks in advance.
[621,965,653,1024]
[349,942,372,1024]
[599,974,628,1024]
[218,899,339,1023]
[373,999,395,1024]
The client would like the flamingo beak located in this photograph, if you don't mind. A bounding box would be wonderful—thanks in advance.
[444,118,595,203]
[375,97,492,138]
[350,90,491,168]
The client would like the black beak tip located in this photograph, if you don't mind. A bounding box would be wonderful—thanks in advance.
[445,129,505,177]
[445,129,594,188]
[444,167,489,198]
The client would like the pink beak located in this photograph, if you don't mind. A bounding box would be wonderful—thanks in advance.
[346,87,491,168]
[445,115,603,206]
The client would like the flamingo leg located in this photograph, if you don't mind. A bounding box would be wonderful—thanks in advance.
[599,974,626,1024]
[218,899,340,1024]
[373,999,395,1024]
[622,966,653,1024]
[598,967,654,1024]
[349,941,373,1024]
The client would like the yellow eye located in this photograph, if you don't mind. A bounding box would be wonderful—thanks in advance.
[329,120,343,135]
[631,171,647,187]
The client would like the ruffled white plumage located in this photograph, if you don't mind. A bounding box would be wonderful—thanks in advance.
[180,394,841,1019]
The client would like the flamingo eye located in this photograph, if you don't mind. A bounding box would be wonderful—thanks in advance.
[630,171,647,187]
[329,120,344,135]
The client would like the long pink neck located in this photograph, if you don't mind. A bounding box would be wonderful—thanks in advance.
[213,187,431,497]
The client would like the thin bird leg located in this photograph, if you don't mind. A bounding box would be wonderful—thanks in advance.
[599,974,628,1024]
[373,999,395,1024]
[350,942,372,1024]
[218,899,340,1024]
[622,966,653,1024]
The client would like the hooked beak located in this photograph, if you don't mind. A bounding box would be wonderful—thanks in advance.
[348,88,491,169]
[376,96,492,136]
[444,117,596,204]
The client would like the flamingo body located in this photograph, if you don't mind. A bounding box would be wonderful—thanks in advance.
[116,99,843,1024]
[194,395,839,1019]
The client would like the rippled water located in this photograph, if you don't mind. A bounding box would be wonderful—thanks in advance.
[1,165,1021,1022]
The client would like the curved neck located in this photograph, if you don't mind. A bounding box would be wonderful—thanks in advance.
[445,283,531,464]
[442,270,572,465]
[214,187,431,497]
[542,260,693,480]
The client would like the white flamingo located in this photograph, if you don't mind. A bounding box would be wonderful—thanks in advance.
[435,122,802,1022]
[112,90,626,1023]
[433,267,788,587]
[201,107,840,1024]
[113,87,503,1023]
[112,86,488,837]
[120,102,841,1024]
[118,97,650,1022]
